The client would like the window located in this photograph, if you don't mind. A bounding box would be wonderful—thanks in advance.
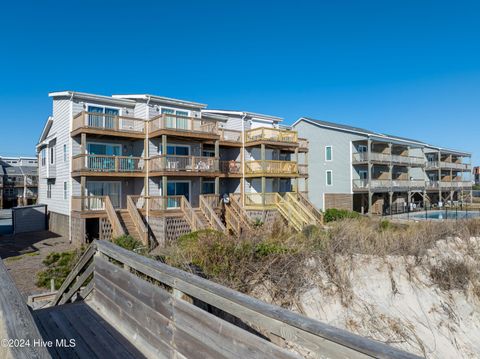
[202,181,215,194]
[87,106,119,129]
[358,145,367,153]
[63,144,67,162]
[50,147,55,165]
[202,150,215,157]
[325,146,332,161]
[166,145,189,156]
[161,108,190,130]
[359,170,368,180]
[326,170,333,186]
[63,182,68,200]
[41,149,46,166]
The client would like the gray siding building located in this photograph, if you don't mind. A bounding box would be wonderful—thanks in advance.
[293,118,472,214]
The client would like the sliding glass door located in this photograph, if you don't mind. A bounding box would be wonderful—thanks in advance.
[87,181,122,208]
[87,106,119,129]
[166,181,190,207]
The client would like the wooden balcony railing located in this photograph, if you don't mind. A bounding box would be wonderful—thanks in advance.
[298,138,309,150]
[72,154,144,173]
[353,179,427,190]
[298,164,308,176]
[426,161,471,171]
[245,127,298,144]
[71,196,106,211]
[219,128,242,143]
[220,160,241,175]
[149,155,219,173]
[244,192,278,207]
[148,114,218,135]
[244,160,298,176]
[352,152,425,166]
[72,111,145,134]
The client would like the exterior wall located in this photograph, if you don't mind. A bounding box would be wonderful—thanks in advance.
[38,98,72,218]
[294,120,365,210]
[48,211,70,238]
[324,194,353,211]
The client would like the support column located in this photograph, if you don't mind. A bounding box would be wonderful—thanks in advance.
[438,150,442,204]
[367,138,372,214]
[214,139,220,172]
[80,176,86,210]
[261,143,266,206]
[389,191,393,215]
[162,175,167,209]
[144,136,149,219]
[215,177,220,196]
[162,135,167,170]
[80,133,86,154]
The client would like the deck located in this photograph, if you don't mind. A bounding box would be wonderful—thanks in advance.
[34,302,145,359]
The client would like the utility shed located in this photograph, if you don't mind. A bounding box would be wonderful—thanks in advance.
[12,204,47,234]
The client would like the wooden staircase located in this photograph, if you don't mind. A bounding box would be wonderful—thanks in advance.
[199,194,226,233]
[225,195,253,236]
[118,210,143,243]
[274,193,321,231]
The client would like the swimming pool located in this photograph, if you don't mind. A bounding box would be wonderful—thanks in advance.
[408,210,480,220]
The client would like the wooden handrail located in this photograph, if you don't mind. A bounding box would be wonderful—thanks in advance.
[51,243,96,306]
[284,192,318,224]
[92,241,420,358]
[0,259,51,358]
[105,196,125,238]
[296,192,323,224]
[229,195,252,230]
[127,196,149,245]
[199,195,226,232]
[180,196,206,231]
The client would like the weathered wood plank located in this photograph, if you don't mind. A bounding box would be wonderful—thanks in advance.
[95,240,419,359]
[90,289,173,359]
[0,259,51,359]
[65,303,142,359]
[52,244,95,306]
[94,256,172,319]
[33,309,74,359]
[173,298,300,359]
[94,272,173,341]
[59,262,94,305]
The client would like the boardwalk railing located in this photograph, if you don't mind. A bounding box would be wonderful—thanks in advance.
[47,240,419,358]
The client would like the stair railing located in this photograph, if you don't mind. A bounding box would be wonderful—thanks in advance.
[180,196,206,231]
[105,195,125,239]
[127,195,149,245]
[199,195,226,232]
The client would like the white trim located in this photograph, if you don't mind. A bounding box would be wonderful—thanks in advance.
[326,170,333,186]
[202,109,283,122]
[325,145,333,162]
[112,94,207,109]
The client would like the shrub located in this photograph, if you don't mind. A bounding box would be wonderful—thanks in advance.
[114,235,142,251]
[36,249,83,290]
[430,260,471,291]
[324,208,360,223]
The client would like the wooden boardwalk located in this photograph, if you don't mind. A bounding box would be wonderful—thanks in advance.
[34,302,145,359]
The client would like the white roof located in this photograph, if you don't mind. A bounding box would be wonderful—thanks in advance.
[202,109,283,122]
[113,94,207,109]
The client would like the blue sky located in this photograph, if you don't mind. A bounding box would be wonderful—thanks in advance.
[1,1,479,164]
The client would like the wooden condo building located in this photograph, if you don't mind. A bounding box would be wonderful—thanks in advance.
[37,91,319,247]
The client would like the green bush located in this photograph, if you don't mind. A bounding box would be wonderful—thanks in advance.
[114,235,142,251]
[324,208,360,223]
[36,249,82,290]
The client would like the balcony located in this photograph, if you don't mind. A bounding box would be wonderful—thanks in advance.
[149,155,219,175]
[220,160,242,177]
[353,179,426,192]
[219,129,242,145]
[72,196,106,212]
[428,181,472,190]
[71,111,145,138]
[72,154,145,176]
[298,138,309,152]
[298,164,308,176]
[426,161,471,171]
[244,160,298,177]
[148,114,218,139]
[352,152,425,166]
[245,127,298,147]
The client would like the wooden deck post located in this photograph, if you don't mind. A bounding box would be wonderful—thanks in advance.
[367,138,372,214]
[162,135,167,170]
